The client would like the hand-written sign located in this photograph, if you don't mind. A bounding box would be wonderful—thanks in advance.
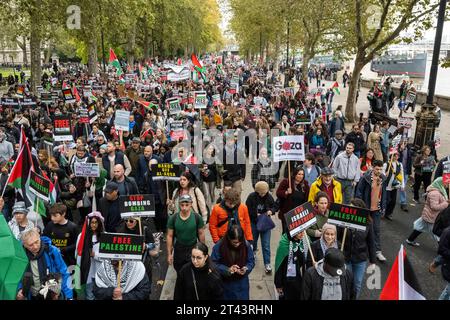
[398,116,414,129]
[284,202,316,238]
[98,233,144,261]
[29,171,51,202]
[120,194,156,218]
[53,115,73,142]
[74,162,100,177]
[151,163,181,181]
[328,203,369,232]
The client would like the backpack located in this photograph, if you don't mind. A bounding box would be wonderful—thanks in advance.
[433,207,450,237]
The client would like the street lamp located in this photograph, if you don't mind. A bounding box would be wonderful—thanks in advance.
[413,0,447,150]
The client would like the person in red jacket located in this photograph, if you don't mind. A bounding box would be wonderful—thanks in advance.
[209,188,253,244]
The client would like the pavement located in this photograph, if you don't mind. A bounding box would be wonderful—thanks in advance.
[159,77,450,300]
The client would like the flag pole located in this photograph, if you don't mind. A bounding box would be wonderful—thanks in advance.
[341,228,348,251]
[117,260,123,289]
[304,233,316,265]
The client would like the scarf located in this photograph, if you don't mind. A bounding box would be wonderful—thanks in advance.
[95,260,145,294]
[8,218,34,240]
[274,233,308,273]
[315,260,342,300]
[319,237,338,256]
[429,177,448,200]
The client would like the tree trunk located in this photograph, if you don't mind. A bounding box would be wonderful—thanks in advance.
[44,42,52,64]
[274,34,280,73]
[143,25,150,60]
[30,16,41,93]
[265,40,270,69]
[344,60,364,123]
[87,37,98,76]
[127,22,137,66]
[301,52,311,81]
[21,36,28,65]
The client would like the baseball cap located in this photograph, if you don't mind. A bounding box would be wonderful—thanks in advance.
[321,167,334,176]
[104,181,119,193]
[324,248,346,277]
[178,194,193,203]
[132,137,141,143]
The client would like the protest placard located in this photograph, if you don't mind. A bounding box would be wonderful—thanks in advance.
[0,98,20,107]
[151,163,181,181]
[284,202,316,238]
[295,110,311,125]
[53,115,73,141]
[167,97,182,115]
[62,88,76,104]
[328,203,369,232]
[74,162,100,177]
[273,135,305,162]
[405,91,416,104]
[20,98,37,108]
[40,93,53,104]
[78,107,90,124]
[29,171,50,202]
[120,194,156,218]
[212,94,221,107]
[115,110,130,131]
[443,161,450,184]
[398,116,414,129]
[88,103,98,124]
[388,125,397,135]
[97,233,144,261]
[194,91,207,109]
[170,121,185,141]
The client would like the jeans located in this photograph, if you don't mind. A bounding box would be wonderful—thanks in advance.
[399,175,408,205]
[203,181,216,209]
[336,179,354,205]
[85,280,95,300]
[275,109,283,122]
[385,189,398,217]
[346,261,367,298]
[251,222,271,266]
[371,210,382,252]
[413,172,432,201]
[439,282,450,300]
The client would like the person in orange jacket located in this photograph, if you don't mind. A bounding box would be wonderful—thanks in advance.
[209,188,253,244]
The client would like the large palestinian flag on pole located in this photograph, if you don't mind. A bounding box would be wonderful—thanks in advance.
[379,245,426,300]
[109,48,123,76]
[6,140,33,207]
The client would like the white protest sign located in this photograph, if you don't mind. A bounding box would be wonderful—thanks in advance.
[74,162,100,177]
[272,135,305,162]
[398,116,414,129]
[194,91,207,109]
[114,110,130,131]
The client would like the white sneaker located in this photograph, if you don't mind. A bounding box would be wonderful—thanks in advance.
[376,251,387,262]
[265,264,272,274]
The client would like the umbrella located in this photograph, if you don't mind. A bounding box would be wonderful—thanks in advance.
[0,215,29,300]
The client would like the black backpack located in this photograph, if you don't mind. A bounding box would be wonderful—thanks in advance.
[433,207,450,237]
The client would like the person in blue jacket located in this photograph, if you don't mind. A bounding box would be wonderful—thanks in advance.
[211,225,255,300]
[17,228,73,300]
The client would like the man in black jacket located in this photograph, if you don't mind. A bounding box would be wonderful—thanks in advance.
[111,164,139,196]
[438,226,450,300]
[99,182,122,232]
[222,134,246,195]
[301,248,355,300]
[345,124,366,158]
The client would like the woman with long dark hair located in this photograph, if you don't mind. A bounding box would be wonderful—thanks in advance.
[359,148,376,176]
[211,225,255,300]
[276,166,310,234]
[174,242,224,300]
[75,211,105,300]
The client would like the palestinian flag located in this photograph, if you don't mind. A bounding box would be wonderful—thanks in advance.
[73,85,81,102]
[331,81,340,95]
[18,126,27,153]
[109,48,123,76]
[380,245,426,300]
[191,54,207,83]
[6,140,33,207]
[137,100,158,115]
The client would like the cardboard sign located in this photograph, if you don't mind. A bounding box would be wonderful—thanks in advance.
[405,91,416,104]
[53,115,73,142]
[212,94,221,107]
[97,233,144,261]
[284,202,316,238]
[194,91,207,109]
[272,135,305,162]
[151,163,181,181]
[78,107,90,124]
[388,125,397,135]
[62,88,76,104]
[29,170,50,202]
[74,162,100,177]
[115,110,130,131]
[391,134,402,149]
[167,97,182,115]
[88,103,98,124]
[120,194,156,218]
[398,116,414,129]
[328,203,369,232]
[117,85,126,97]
